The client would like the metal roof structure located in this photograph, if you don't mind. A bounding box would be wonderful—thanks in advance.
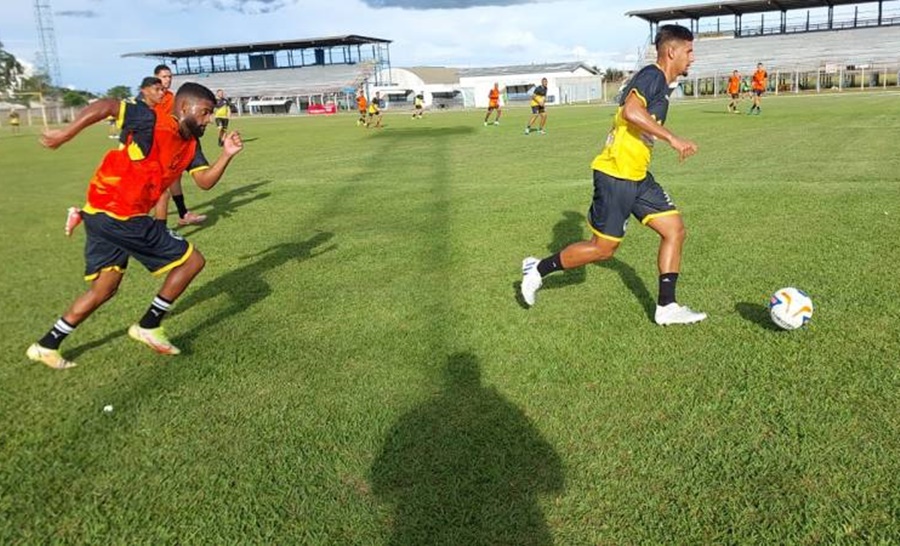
[122,35,392,59]
[628,0,883,23]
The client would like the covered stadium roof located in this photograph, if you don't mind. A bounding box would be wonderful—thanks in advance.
[628,0,881,23]
[123,35,391,59]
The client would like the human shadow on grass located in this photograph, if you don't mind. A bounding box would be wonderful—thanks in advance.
[513,211,588,309]
[736,301,782,331]
[371,125,476,138]
[371,352,564,546]
[177,181,273,237]
[597,258,656,321]
[172,231,336,352]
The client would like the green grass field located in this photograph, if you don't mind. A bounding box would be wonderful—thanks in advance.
[1,93,898,544]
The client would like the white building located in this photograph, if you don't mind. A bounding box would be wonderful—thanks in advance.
[373,62,604,109]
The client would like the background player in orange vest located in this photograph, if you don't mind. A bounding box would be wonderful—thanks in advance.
[726,70,741,113]
[484,83,502,126]
[749,62,767,115]
[356,89,367,126]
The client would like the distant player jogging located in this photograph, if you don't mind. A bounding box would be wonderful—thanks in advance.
[749,62,767,115]
[484,83,502,126]
[412,92,424,119]
[525,78,548,135]
[727,70,741,113]
[520,24,707,326]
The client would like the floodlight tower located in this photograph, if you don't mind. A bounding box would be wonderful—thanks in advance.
[34,0,62,86]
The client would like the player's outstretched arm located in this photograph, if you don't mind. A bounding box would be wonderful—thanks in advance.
[40,98,120,149]
[192,131,243,190]
[621,92,698,162]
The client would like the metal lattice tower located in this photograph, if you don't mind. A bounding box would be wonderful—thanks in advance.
[34,0,62,85]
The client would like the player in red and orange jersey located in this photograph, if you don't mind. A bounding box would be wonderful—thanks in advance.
[726,70,741,113]
[484,83,502,126]
[749,62,767,115]
[27,82,243,369]
[356,89,368,126]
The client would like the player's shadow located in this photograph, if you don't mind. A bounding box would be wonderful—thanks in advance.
[371,125,476,139]
[173,231,336,351]
[177,181,273,237]
[66,327,129,361]
[542,211,587,290]
[598,258,656,321]
[735,301,782,331]
[370,352,564,546]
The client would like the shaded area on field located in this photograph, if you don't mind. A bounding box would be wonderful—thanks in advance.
[172,231,336,351]
[177,180,273,237]
[371,352,564,546]
[541,210,587,290]
[366,125,476,138]
[598,258,656,321]
[736,301,783,331]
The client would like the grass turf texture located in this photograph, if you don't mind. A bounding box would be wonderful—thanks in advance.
[1,93,898,543]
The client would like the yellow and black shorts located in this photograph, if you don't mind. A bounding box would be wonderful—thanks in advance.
[82,211,192,280]
[587,170,679,242]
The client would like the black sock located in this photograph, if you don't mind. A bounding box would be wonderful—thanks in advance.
[38,318,76,350]
[537,253,565,277]
[658,273,679,307]
[172,194,188,219]
[139,295,172,329]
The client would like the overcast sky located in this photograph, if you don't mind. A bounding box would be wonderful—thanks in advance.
[1,0,667,94]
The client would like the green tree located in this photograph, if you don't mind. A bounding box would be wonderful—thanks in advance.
[62,90,89,107]
[106,85,131,100]
[604,67,624,82]
[0,41,25,93]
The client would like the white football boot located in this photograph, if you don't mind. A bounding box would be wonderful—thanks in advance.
[520,257,542,307]
[654,303,707,325]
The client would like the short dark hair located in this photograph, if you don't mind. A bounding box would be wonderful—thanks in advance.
[175,82,216,105]
[654,24,694,50]
[140,76,162,89]
[153,64,172,75]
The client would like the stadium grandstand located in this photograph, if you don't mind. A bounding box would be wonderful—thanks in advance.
[628,0,900,96]
[123,35,392,114]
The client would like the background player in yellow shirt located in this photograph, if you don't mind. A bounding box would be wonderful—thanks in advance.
[520,25,706,325]
[524,78,548,135]
[214,89,231,147]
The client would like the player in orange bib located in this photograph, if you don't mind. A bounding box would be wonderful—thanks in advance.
[726,70,741,113]
[749,62,767,115]
[484,82,502,126]
[356,89,367,126]
[27,82,243,369]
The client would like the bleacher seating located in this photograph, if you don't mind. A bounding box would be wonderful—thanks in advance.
[172,63,372,97]
[648,25,900,75]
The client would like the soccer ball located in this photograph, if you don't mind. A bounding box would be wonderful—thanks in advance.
[769,287,813,330]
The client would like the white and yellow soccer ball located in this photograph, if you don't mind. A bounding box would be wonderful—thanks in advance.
[769,287,813,330]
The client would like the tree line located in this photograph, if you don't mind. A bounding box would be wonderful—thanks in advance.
[1,41,132,108]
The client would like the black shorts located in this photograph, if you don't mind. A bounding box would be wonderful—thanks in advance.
[753,89,765,96]
[415,104,423,110]
[487,105,499,112]
[730,93,740,99]
[82,211,193,281]
[215,117,229,129]
[587,170,679,241]
[531,104,545,114]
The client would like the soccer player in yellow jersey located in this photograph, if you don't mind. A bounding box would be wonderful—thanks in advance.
[214,89,231,147]
[520,24,706,325]
[525,77,548,135]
